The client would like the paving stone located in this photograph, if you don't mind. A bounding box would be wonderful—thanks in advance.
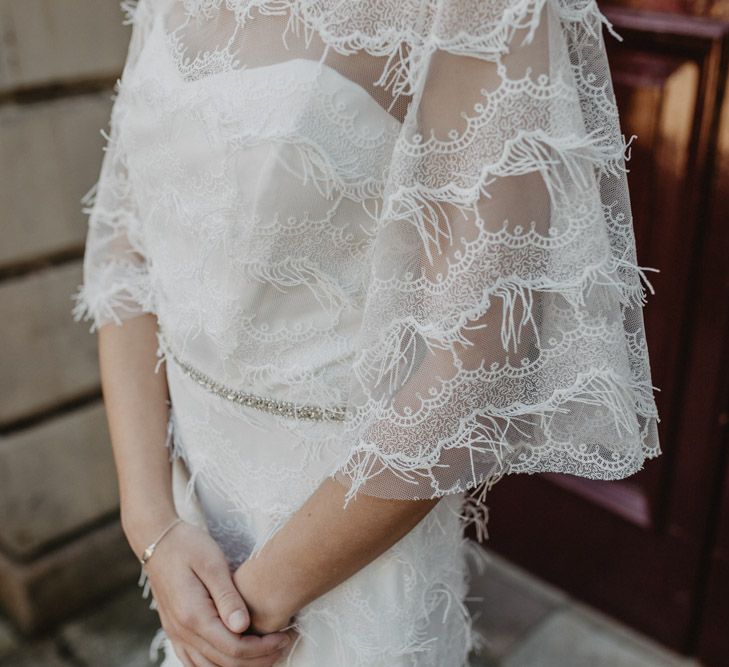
[0,263,100,424]
[0,620,19,661]
[0,402,117,558]
[0,92,114,267]
[0,521,139,634]
[0,1,130,91]
[0,639,73,667]
[467,549,566,662]
[61,586,161,667]
[0,553,703,667]
[501,605,698,667]
[567,602,703,667]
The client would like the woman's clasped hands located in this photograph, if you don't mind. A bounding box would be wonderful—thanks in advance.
[139,519,296,667]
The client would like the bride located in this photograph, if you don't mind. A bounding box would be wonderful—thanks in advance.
[73,1,660,665]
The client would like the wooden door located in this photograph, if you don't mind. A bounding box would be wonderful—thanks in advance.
[484,9,729,658]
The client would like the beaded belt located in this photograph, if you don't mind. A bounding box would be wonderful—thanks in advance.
[159,333,348,423]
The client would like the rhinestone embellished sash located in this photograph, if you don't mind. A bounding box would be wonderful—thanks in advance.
[159,333,348,423]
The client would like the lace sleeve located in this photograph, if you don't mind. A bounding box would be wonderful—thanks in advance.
[332,1,661,509]
[72,1,156,331]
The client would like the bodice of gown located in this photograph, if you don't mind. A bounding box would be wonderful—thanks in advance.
[119,12,402,406]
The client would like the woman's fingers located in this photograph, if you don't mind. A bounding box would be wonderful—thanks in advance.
[173,643,196,667]
[189,554,293,662]
[174,599,240,664]
[157,571,236,665]
[194,557,250,633]
[163,594,294,667]
[194,614,291,665]
[174,591,287,665]
[186,646,220,667]
[143,523,293,665]
[237,632,293,658]
[236,653,288,667]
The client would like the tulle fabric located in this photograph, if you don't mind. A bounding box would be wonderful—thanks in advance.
[73,0,660,522]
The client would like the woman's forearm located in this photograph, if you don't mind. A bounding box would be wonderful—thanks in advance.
[234,477,440,633]
[97,313,176,558]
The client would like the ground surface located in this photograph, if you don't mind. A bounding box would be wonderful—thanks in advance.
[0,550,701,667]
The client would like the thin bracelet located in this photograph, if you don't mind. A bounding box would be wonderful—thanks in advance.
[140,517,183,566]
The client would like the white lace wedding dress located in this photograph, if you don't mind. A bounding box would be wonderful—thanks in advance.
[73,1,661,665]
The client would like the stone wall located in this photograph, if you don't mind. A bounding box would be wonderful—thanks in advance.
[0,1,139,634]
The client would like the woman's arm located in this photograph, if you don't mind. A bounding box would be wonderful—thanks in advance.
[98,314,176,548]
[233,477,440,634]
[99,315,294,666]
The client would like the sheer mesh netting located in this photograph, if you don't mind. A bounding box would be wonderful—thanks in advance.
[73,0,661,518]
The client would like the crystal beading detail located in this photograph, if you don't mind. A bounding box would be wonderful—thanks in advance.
[159,333,348,423]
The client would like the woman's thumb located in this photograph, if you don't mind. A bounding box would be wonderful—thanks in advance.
[225,606,249,633]
[202,565,250,632]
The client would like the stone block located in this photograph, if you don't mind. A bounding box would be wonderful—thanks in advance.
[501,605,698,667]
[0,618,20,661]
[0,521,139,635]
[0,262,100,424]
[0,1,130,92]
[467,549,565,662]
[0,639,74,667]
[0,92,114,267]
[0,402,117,558]
[61,586,160,667]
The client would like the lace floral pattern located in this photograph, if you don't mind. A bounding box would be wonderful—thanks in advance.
[74,0,660,503]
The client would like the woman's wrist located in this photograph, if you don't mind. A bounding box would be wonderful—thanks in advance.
[233,558,297,634]
[121,498,179,560]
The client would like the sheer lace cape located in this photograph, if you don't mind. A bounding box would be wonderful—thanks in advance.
[73,0,661,525]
